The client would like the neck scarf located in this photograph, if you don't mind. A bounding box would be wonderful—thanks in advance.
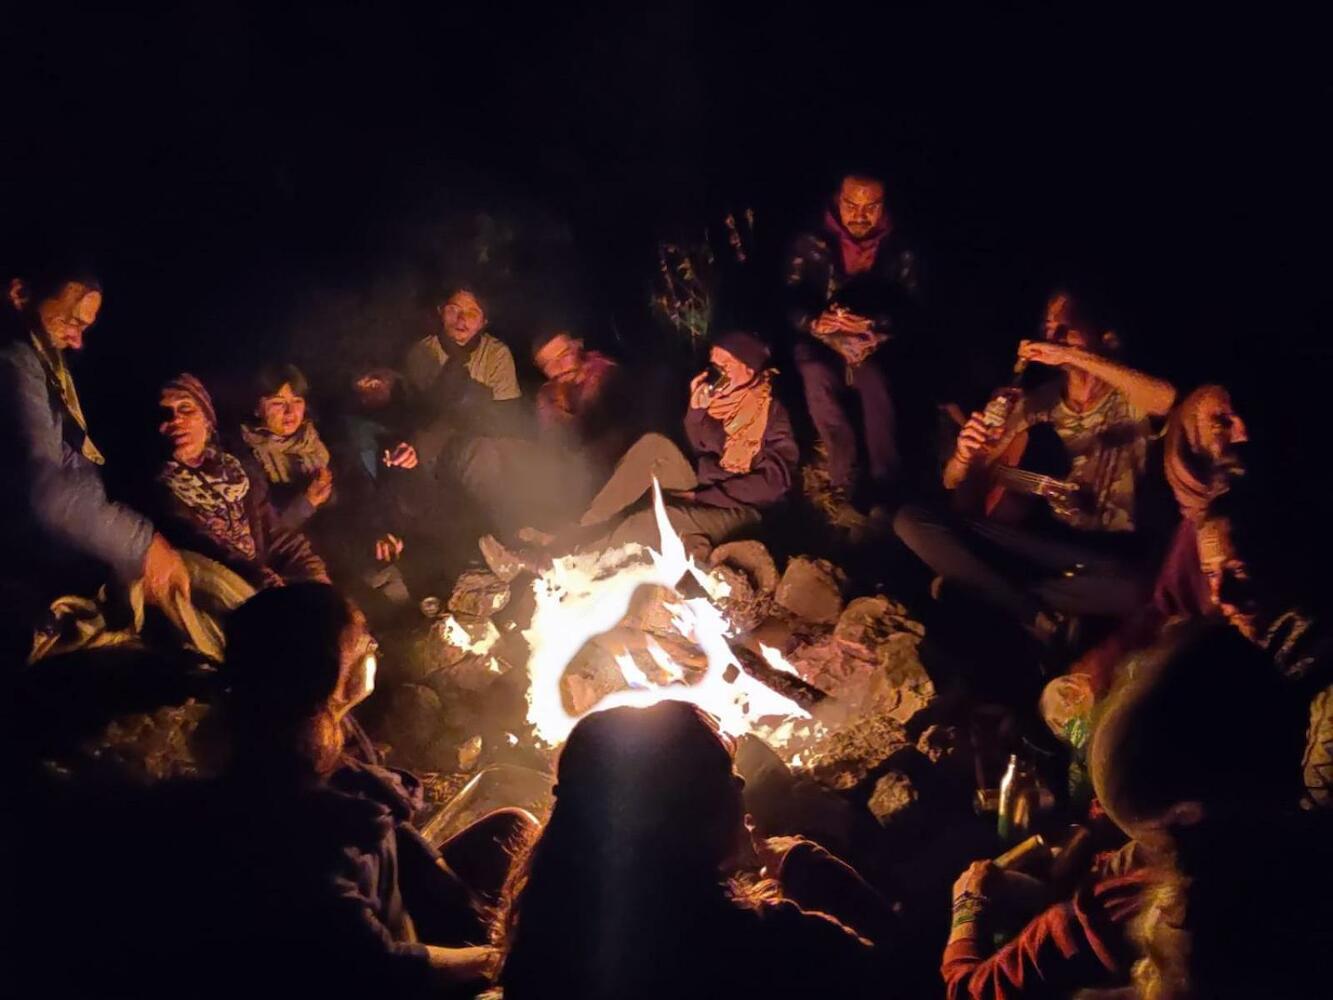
[241,420,330,485]
[706,371,774,474]
[823,207,890,277]
[1164,385,1235,522]
[29,332,105,464]
[439,330,485,365]
[159,446,257,561]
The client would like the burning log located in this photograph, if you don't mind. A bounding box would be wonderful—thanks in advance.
[727,642,835,715]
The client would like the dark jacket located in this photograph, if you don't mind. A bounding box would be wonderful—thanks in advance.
[154,451,327,588]
[783,216,920,342]
[0,337,154,584]
[685,395,799,510]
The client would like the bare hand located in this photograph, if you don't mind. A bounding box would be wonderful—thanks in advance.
[141,534,191,609]
[832,310,875,335]
[952,860,997,903]
[382,442,419,469]
[305,466,334,507]
[810,310,843,337]
[375,533,405,563]
[688,371,712,410]
[840,332,881,366]
[1018,338,1080,368]
[954,411,1004,464]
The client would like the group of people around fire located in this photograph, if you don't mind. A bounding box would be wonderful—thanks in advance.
[3,170,1328,997]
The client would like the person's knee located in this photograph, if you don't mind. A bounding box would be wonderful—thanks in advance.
[892,502,936,545]
[629,432,675,459]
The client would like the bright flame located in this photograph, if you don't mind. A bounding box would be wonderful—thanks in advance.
[523,479,808,746]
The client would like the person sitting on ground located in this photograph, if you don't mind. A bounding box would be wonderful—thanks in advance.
[322,361,459,606]
[143,584,536,997]
[494,700,887,1000]
[1042,383,1252,704]
[1153,384,1248,617]
[155,373,329,589]
[945,621,1307,1000]
[894,290,1176,645]
[532,328,638,471]
[404,287,521,432]
[480,329,798,573]
[784,170,921,520]
[239,362,333,531]
[1197,482,1333,811]
[0,265,190,650]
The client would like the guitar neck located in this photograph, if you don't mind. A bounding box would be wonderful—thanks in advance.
[991,464,1067,498]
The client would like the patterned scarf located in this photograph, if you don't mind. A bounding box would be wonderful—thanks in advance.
[159,447,257,561]
[29,332,105,464]
[706,371,774,474]
[823,207,890,277]
[241,420,330,485]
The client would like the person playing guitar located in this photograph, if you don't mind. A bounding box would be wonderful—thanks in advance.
[894,290,1177,646]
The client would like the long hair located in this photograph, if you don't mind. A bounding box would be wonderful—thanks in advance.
[1091,621,1296,998]
[223,583,355,778]
[495,701,749,1000]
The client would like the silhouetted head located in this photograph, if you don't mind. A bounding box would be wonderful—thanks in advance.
[224,584,376,777]
[1090,620,1289,861]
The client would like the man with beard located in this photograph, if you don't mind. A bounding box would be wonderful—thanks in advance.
[1,265,190,653]
[784,172,920,520]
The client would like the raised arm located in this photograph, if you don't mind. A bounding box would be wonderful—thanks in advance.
[1019,340,1176,416]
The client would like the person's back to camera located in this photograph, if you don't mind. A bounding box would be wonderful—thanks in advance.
[495,700,884,1000]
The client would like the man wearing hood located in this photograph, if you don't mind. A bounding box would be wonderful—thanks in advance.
[784,173,920,519]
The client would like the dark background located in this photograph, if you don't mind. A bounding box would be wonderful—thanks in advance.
[4,3,1329,468]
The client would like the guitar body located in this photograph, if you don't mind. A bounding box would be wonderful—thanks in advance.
[982,429,1032,523]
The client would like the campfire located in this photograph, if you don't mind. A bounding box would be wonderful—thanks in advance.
[522,481,818,751]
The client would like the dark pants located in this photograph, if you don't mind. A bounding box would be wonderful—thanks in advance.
[577,433,759,559]
[893,501,1152,624]
[794,339,899,492]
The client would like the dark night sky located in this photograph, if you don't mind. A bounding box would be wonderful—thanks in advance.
[4,4,1330,463]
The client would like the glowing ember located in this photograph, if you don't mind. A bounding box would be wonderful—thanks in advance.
[523,480,808,746]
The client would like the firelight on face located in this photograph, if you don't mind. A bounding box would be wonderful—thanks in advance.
[535,333,583,382]
[259,383,307,437]
[37,282,103,351]
[440,290,486,346]
[159,389,210,465]
[837,177,886,239]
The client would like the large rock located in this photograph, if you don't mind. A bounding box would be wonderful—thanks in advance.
[422,615,501,672]
[915,723,960,764]
[868,769,918,826]
[711,563,772,634]
[438,653,510,693]
[90,699,213,782]
[867,640,936,725]
[382,683,445,760]
[560,639,630,717]
[804,713,911,790]
[775,557,846,624]
[620,583,684,636]
[710,540,780,595]
[833,596,924,660]
[447,569,512,618]
[787,633,875,704]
